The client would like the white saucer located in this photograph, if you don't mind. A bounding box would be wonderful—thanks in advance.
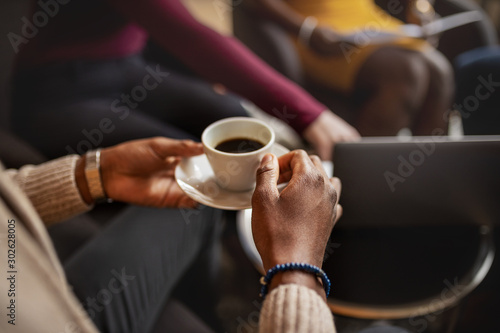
[175,143,289,210]
[236,208,265,274]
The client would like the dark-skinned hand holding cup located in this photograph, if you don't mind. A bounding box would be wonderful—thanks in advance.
[251,150,342,300]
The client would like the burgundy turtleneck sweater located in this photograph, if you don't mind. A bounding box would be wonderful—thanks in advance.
[16,0,326,133]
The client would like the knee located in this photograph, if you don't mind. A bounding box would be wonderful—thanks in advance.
[383,51,429,93]
[363,49,429,99]
[425,51,454,98]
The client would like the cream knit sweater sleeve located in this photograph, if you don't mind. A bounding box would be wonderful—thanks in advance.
[6,155,91,225]
[259,284,336,333]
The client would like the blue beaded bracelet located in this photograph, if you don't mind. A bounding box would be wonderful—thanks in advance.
[259,262,331,299]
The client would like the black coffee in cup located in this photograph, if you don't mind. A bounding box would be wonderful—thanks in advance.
[215,138,265,153]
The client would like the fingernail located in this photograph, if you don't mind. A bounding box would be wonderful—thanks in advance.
[261,154,273,166]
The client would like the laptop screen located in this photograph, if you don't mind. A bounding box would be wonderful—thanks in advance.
[332,136,500,228]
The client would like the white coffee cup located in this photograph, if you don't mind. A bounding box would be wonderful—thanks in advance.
[202,117,275,191]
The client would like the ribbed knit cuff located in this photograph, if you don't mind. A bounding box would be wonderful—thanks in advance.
[259,284,335,333]
[9,155,91,225]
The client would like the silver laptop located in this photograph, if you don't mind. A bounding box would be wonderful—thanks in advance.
[324,136,500,310]
[332,136,500,229]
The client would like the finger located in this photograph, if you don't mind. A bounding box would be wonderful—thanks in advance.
[346,130,361,140]
[334,204,343,224]
[276,151,296,183]
[330,177,342,205]
[277,150,315,184]
[277,170,293,184]
[163,184,199,209]
[164,156,181,170]
[315,140,332,161]
[253,154,279,203]
[149,137,204,159]
[310,155,329,178]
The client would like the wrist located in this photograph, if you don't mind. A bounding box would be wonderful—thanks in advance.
[99,148,112,198]
[263,257,325,293]
[263,245,325,271]
[75,156,94,205]
[85,149,109,203]
[260,262,330,301]
[75,149,111,205]
[264,255,322,273]
[407,0,435,23]
[298,16,318,46]
[269,270,326,300]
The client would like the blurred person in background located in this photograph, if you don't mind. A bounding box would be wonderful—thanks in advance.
[251,0,454,136]
[10,0,360,161]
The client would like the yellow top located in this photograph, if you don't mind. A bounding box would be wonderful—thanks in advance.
[284,0,429,92]
[287,0,400,31]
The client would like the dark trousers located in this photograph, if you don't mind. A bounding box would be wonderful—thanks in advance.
[11,54,248,159]
[64,205,222,333]
[454,46,500,135]
[11,52,239,331]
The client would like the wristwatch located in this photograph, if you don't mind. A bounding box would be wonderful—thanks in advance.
[84,149,108,203]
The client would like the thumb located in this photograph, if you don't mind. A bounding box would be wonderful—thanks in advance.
[254,154,279,201]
